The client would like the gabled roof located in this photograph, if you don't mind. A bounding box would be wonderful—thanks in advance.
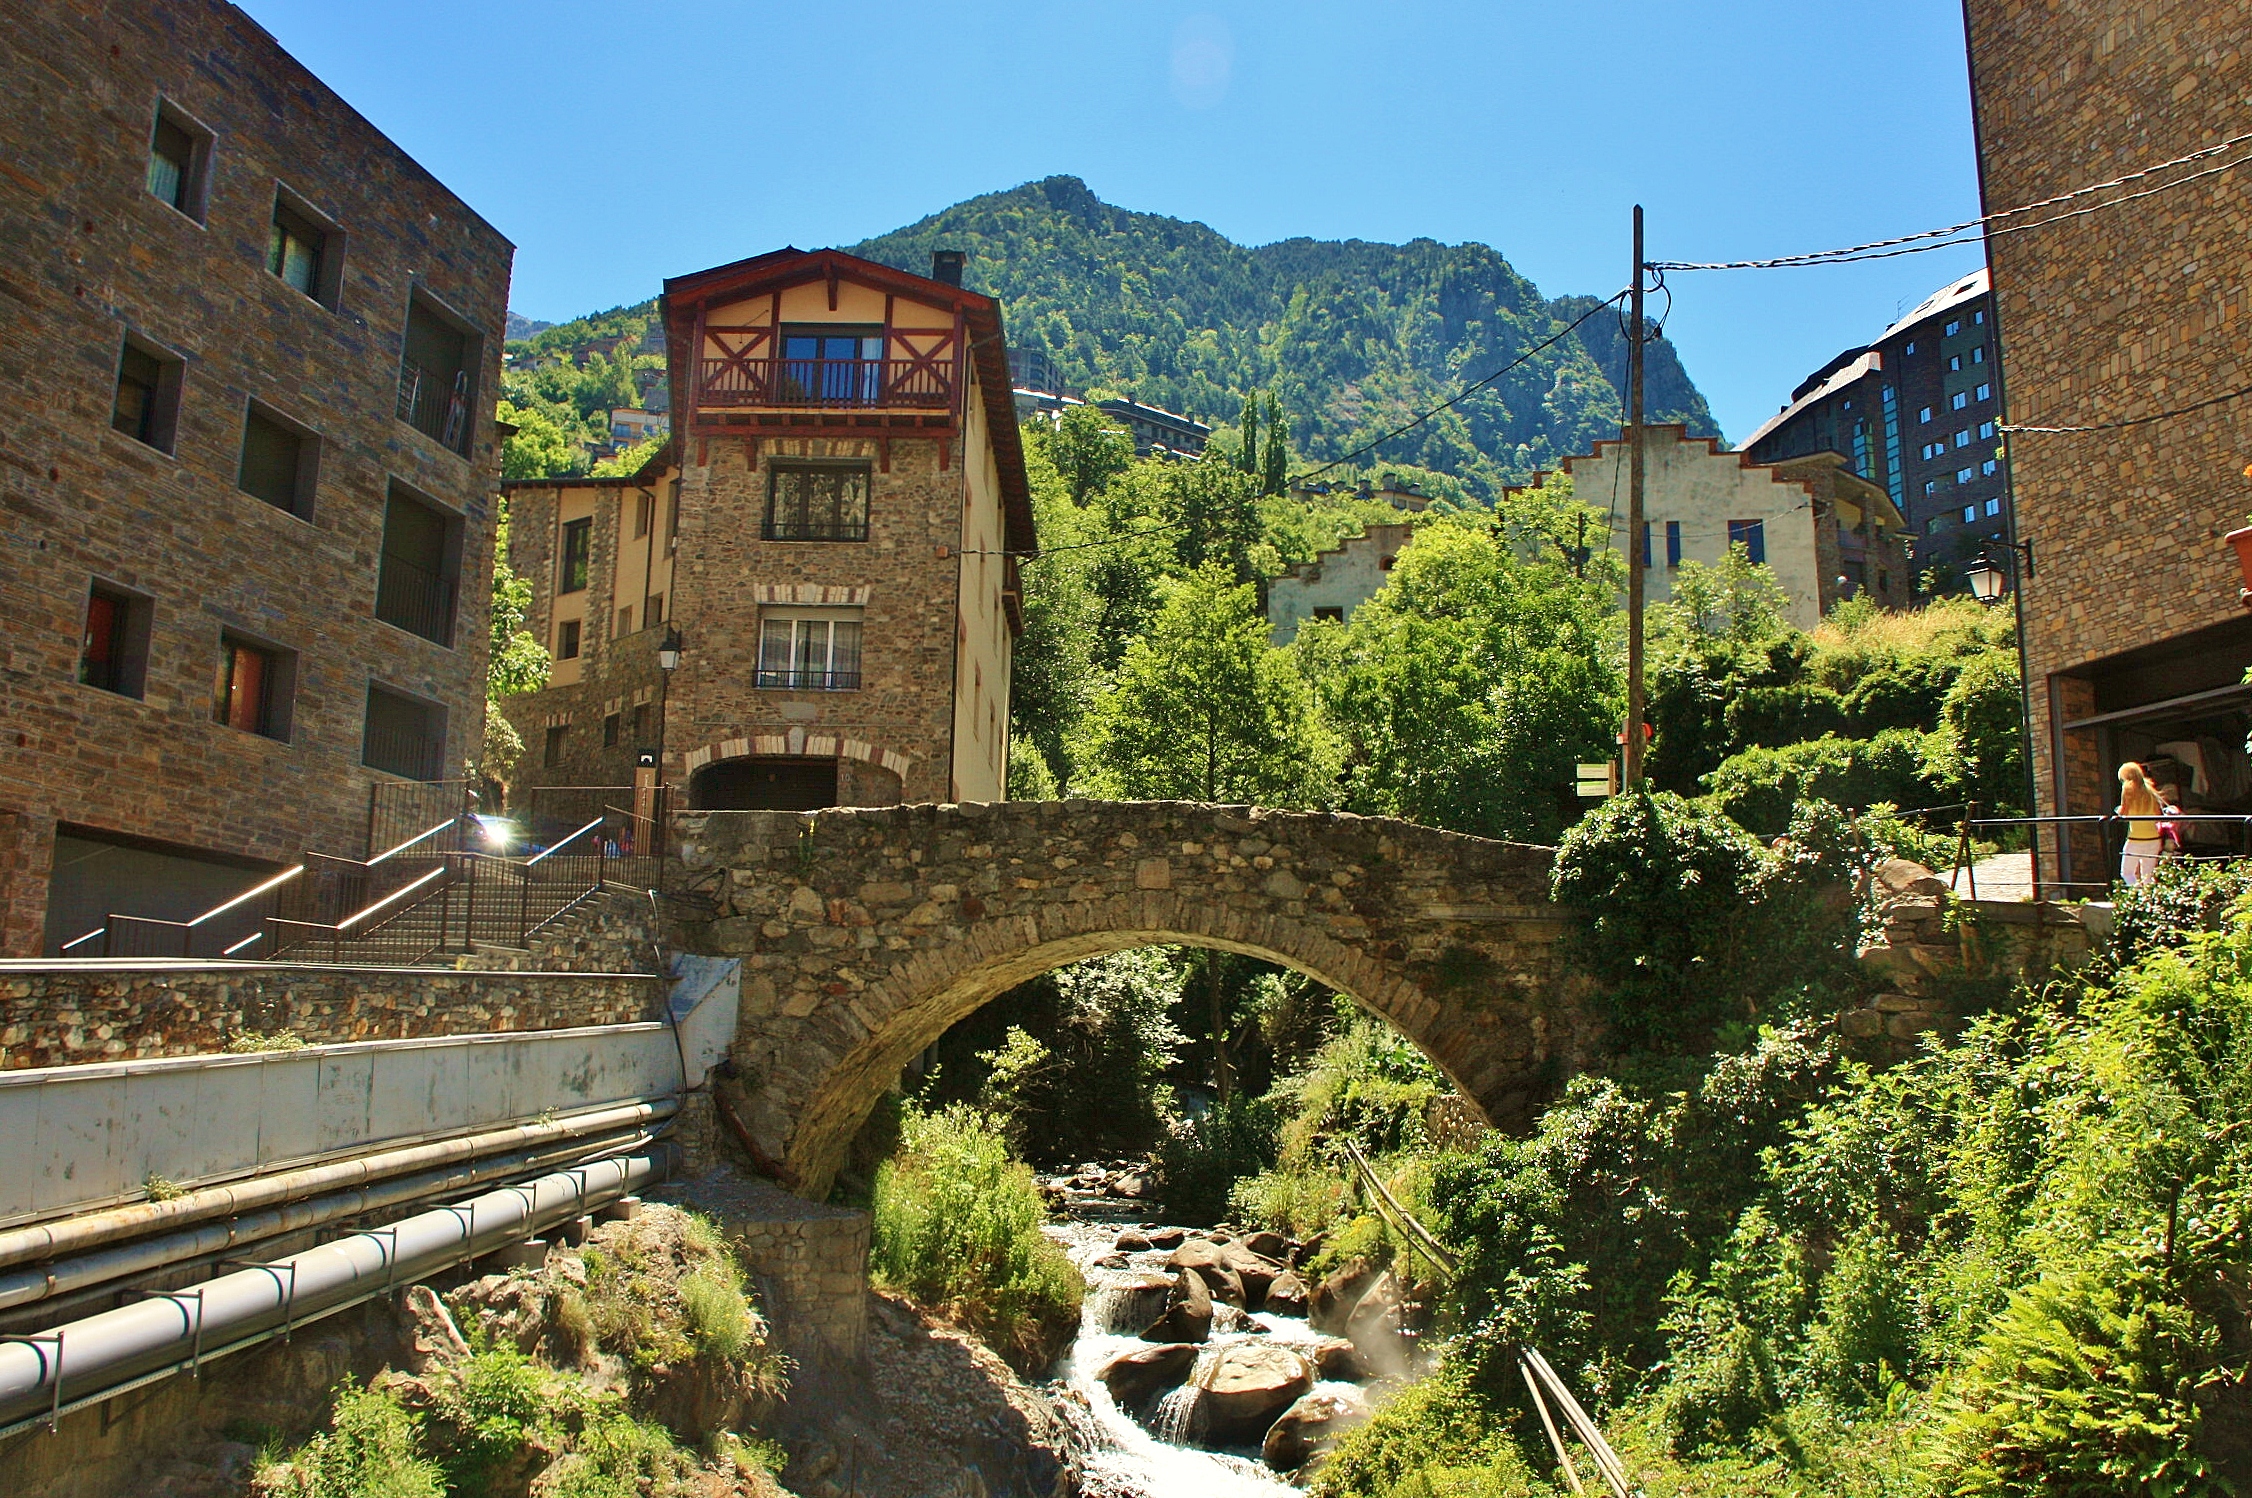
[657,247,1037,555]
[1741,350,1883,454]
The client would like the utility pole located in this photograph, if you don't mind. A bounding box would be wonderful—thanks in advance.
[1623,205,1648,788]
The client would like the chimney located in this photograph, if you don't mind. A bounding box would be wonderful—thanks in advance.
[930,249,964,286]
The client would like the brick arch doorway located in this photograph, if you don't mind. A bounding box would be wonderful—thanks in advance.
[689,756,839,811]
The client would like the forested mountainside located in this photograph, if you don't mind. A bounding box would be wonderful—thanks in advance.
[507,175,1719,492]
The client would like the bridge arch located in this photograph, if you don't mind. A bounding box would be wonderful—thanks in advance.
[669,800,1601,1198]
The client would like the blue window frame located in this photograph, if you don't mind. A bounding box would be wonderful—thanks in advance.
[1667,520,1682,568]
[1726,518,1765,565]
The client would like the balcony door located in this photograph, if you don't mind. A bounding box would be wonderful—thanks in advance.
[778,327,883,404]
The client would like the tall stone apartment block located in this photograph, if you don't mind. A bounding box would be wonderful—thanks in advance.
[499,248,1034,821]
[1964,0,2252,886]
[0,1,513,954]
[1744,269,2011,583]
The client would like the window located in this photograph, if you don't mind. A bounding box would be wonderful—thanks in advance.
[1971,345,1986,364]
[1924,516,1944,535]
[1949,355,1963,371]
[757,612,862,690]
[1973,308,1986,325]
[543,725,567,768]
[1923,480,1938,497]
[776,326,885,403]
[630,704,650,740]
[1975,383,1992,402]
[559,517,592,593]
[145,103,209,219]
[1918,406,1934,423]
[1311,606,1345,623]
[1957,466,1975,484]
[80,581,151,698]
[1951,391,1970,411]
[1904,340,1917,356]
[646,592,663,625]
[602,713,620,748]
[617,605,635,637]
[666,482,681,553]
[267,190,341,308]
[765,464,870,541]
[557,619,581,660]
[214,635,291,740]
[1639,522,1651,568]
[633,492,653,539]
[1920,441,1943,460]
[363,685,445,779]
[1944,318,1962,337]
[1666,520,1682,568]
[395,294,480,456]
[1982,459,1999,477]
[1978,420,1997,440]
[237,402,318,517]
[1985,497,2002,517]
[375,483,461,646]
[112,335,183,452]
[1378,554,1396,572]
[1726,519,1766,565]
[1954,429,1971,448]
[1962,505,1978,524]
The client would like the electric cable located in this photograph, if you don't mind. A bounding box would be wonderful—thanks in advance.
[1651,131,2252,271]
[1999,380,2252,433]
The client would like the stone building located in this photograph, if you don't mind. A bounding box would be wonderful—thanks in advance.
[1267,523,1414,645]
[1743,269,2011,584]
[1534,426,1912,631]
[499,248,1034,819]
[0,0,512,955]
[1964,0,2252,886]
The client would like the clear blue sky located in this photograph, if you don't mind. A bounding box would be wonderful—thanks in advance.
[239,0,1988,445]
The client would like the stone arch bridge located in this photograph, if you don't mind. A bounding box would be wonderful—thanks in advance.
[665,801,1599,1199]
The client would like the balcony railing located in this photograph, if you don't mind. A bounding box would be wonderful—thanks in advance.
[366,722,446,781]
[375,552,458,646]
[753,667,862,691]
[696,357,952,410]
[397,359,472,453]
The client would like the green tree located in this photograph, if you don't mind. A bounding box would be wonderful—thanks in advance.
[1078,565,1336,805]
[1046,402,1134,505]
[1660,543,1793,646]
[1261,391,1290,497]
[497,398,579,480]
[1237,391,1261,477]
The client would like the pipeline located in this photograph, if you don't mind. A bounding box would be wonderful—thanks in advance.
[0,1147,674,1438]
[0,1115,670,1319]
[0,1098,676,1275]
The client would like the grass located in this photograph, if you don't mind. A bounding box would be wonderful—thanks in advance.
[869,1102,1084,1373]
[250,1382,445,1498]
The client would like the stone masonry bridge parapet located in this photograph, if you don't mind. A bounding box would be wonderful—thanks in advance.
[666,801,1600,1199]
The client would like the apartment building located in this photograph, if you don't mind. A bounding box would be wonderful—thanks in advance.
[499,247,1034,814]
[1964,0,2252,885]
[0,0,512,955]
[1744,269,2009,583]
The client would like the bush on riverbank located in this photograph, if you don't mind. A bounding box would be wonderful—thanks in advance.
[869,1103,1084,1373]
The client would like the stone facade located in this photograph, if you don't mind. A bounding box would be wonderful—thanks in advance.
[655,1168,871,1370]
[501,249,1035,821]
[1964,0,2252,887]
[1267,523,1414,645]
[664,801,1598,1199]
[0,961,658,1070]
[0,0,513,955]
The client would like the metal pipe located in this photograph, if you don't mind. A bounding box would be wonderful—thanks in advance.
[0,1148,674,1436]
[0,1099,675,1274]
[0,1119,668,1315]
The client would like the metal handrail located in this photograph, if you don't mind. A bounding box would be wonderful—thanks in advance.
[528,817,607,867]
[370,814,465,865]
[334,866,448,932]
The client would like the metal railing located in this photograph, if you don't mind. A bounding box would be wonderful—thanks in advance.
[695,356,952,410]
[1960,810,2252,898]
[395,360,471,452]
[369,779,478,860]
[374,552,457,646]
[364,723,447,783]
[752,666,861,691]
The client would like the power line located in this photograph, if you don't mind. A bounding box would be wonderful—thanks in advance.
[1651,131,2252,271]
[2000,380,2252,434]
[1290,291,1631,483]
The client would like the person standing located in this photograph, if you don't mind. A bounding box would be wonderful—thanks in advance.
[2116,762,2166,887]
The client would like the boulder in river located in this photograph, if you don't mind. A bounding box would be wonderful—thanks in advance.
[1244,1230,1292,1262]
[1109,1173,1148,1199]
[1146,1227,1187,1250]
[1201,1343,1315,1442]
[1169,1239,1246,1307]
[1140,1266,1213,1343]
[1114,1228,1153,1252]
[1346,1270,1409,1373]
[1261,1389,1371,1470]
[1309,1257,1381,1335]
[1310,1335,1373,1381]
[1263,1270,1312,1316]
[1098,1342,1201,1410]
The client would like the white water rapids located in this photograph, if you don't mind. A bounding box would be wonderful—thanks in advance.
[1044,1220,1366,1498]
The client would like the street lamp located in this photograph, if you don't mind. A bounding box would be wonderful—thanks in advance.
[1966,538,2034,604]
[657,624,683,672]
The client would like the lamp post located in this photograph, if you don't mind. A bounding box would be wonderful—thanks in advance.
[1968,538,2039,897]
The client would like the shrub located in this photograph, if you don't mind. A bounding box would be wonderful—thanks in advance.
[1550,789,1768,1047]
[1724,683,1849,749]
[1937,652,2027,814]
[2107,859,2252,964]
[869,1103,1083,1372]
[1151,1094,1279,1224]
[252,1382,444,1498]
[1704,730,1948,837]
[1310,1364,1545,1498]
[1841,659,1952,735]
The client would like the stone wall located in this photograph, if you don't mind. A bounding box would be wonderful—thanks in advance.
[0,961,660,1070]
[455,887,665,976]
[655,1168,871,1370]
[667,800,1597,1198]
[1963,0,2252,877]
[0,0,514,955]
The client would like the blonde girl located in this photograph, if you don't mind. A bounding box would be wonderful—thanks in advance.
[2117,762,2166,886]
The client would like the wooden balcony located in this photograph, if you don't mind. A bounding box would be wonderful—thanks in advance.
[695,356,953,411]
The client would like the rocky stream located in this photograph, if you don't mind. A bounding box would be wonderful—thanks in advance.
[1038,1163,1424,1496]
